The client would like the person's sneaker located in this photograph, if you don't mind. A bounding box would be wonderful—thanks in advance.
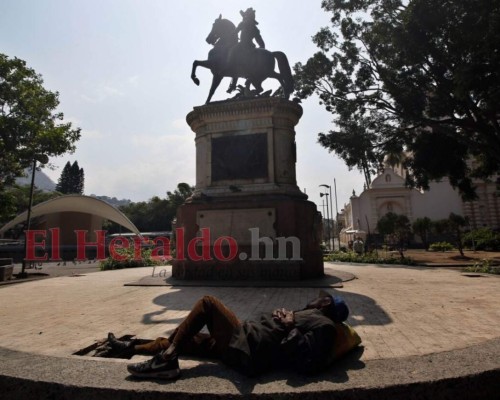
[108,332,135,351]
[127,353,180,379]
[108,332,136,358]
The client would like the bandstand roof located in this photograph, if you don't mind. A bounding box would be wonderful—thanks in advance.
[0,195,141,236]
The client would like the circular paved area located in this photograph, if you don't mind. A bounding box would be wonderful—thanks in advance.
[0,262,499,399]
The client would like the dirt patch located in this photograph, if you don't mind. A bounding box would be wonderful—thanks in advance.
[400,249,500,265]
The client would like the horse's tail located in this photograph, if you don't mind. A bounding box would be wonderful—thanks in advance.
[273,51,294,98]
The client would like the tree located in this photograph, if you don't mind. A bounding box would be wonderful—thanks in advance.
[117,183,195,232]
[0,54,80,193]
[294,0,500,198]
[166,182,194,209]
[446,213,468,257]
[376,212,411,258]
[55,162,71,194]
[70,160,84,194]
[463,227,500,251]
[412,217,432,250]
[55,161,84,194]
[0,184,61,226]
[433,213,468,256]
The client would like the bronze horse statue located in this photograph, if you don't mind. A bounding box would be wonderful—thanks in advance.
[191,15,294,104]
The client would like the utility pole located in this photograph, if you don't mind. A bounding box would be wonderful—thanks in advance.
[329,185,334,250]
[21,154,49,278]
[334,178,340,250]
[320,185,331,250]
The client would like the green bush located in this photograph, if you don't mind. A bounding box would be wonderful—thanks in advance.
[324,251,415,265]
[100,247,159,271]
[463,259,500,275]
[463,228,500,251]
[429,241,454,252]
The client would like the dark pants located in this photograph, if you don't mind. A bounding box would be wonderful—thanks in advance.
[135,295,241,359]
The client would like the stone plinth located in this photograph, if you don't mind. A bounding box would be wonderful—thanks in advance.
[172,98,323,280]
[0,258,14,281]
[187,97,306,199]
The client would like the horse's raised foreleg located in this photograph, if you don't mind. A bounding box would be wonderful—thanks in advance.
[206,74,223,104]
[191,60,211,86]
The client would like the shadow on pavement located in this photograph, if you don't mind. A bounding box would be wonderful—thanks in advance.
[142,288,392,329]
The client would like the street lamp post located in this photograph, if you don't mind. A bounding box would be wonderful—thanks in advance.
[321,192,330,250]
[328,185,334,249]
[320,184,331,250]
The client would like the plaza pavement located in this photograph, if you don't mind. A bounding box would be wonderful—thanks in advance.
[0,262,499,399]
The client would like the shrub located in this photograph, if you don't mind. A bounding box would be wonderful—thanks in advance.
[324,251,415,265]
[100,247,159,271]
[463,259,500,275]
[463,228,500,251]
[429,241,454,252]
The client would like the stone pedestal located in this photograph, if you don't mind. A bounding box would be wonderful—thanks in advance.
[172,98,323,280]
[0,258,14,281]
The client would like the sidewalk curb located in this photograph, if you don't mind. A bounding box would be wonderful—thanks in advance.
[1,339,499,399]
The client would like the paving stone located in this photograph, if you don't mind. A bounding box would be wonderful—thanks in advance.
[0,262,498,399]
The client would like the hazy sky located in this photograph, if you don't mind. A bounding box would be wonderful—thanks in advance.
[1,0,365,212]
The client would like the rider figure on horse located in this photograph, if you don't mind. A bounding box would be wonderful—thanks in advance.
[191,11,294,103]
[237,8,265,50]
[227,8,266,93]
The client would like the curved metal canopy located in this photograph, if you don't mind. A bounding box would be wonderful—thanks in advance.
[0,195,141,236]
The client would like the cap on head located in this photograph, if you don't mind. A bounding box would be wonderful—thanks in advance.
[330,296,349,323]
[318,290,349,323]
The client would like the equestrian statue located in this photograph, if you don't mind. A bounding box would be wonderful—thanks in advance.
[191,8,294,104]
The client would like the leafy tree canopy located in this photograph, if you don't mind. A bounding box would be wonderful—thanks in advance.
[433,212,468,255]
[116,183,195,233]
[294,0,500,198]
[412,216,432,249]
[166,182,194,209]
[0,54,81,191]
[376,212,411,257]
[376,212,411,236]
[463,227,500,251]
[0,184,61,226]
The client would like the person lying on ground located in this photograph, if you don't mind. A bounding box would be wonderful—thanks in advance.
[108,291,349,379]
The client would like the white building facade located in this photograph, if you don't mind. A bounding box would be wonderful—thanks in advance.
[339,165,500,246]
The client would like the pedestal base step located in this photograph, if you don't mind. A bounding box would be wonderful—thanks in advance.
[172,260,301,281]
